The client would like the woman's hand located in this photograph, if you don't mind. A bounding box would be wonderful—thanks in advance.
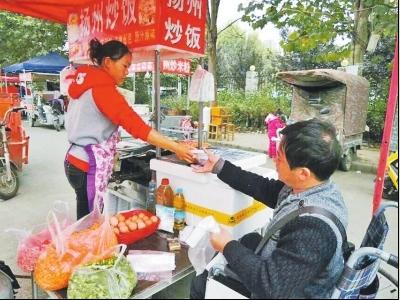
[174,143,196,163]
[146,129,195,163]
[191,148,219,173]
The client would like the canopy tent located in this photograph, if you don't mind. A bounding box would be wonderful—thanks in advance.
[1,0,207,154]
[2,52,69,74]
[0,1,90,24]
[1,0,206,63]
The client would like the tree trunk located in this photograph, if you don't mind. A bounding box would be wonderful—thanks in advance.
[353,0,371,73]
[207,0,220,105]
[207,33,218,104]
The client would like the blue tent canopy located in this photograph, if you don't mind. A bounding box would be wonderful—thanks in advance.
[3,52,69,74]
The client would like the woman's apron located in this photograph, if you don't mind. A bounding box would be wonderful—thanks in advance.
[66,131,120,212]
[85,131,120,212]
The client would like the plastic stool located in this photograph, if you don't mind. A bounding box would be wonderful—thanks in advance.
[226,123,235,141]
[208,124,221,140]
[220,123,228,140]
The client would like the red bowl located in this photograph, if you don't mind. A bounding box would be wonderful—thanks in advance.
[115,210,160,245]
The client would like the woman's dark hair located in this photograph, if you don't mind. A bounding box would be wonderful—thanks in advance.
[280,118,342,181]
[89,38,131,65]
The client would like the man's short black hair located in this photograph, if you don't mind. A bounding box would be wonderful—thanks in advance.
[280,119,342,181]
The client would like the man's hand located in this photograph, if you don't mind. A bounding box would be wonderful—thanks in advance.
[210,226,234,252]
[191,148,219,173]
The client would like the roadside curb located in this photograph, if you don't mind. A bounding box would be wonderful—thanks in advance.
[351,160,377,175]
[210,140,378,175]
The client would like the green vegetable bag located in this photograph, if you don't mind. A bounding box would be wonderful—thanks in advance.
[67,245,137,299]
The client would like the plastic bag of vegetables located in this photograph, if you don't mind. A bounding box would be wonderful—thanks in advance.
[5,201,71,273]
[34,202,118,291]
[68,245,137,299]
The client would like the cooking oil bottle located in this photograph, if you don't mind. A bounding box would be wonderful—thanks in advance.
[156,178,174,207]
[173,188,186,231]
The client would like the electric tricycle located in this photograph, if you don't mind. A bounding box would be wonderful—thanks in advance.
[0,93,29,200]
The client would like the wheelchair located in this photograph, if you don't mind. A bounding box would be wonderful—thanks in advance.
[205,202,398,299]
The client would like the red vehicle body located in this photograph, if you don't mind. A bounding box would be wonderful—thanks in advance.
[0,93,29,170]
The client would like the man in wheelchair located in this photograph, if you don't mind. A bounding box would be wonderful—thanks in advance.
[191,119,348,298]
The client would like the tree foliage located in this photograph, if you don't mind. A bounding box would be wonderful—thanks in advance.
[240,0,398,64]
[362,36,396,142]
[216,89,290,130]
[363,36,396,101]
[216,25,279,90]
[0,12,66,68]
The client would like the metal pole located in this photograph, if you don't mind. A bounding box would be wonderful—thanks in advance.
[198,102,203,149]
[152,70,155,112]
[154,50,161,158]
[31,272,38,299]
[197,59,206,148]
[132,72,136,104]
[186,76,190,111]
[4,72,8,93]
[372,37,398,213]
[23,69,27,98]
[178,76,182,98]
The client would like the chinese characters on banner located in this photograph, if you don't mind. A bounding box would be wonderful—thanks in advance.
[129,59,191,75]
[67,0,206,63]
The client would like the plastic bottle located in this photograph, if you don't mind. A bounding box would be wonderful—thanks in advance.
[173,188,186,231]
[146,178,157,214]
[156,178,174,207]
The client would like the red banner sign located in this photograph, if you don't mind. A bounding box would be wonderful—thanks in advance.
[67,0,206,63]
[129,59,191,75]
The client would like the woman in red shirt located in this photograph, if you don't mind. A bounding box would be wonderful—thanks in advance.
[65,38,194,219]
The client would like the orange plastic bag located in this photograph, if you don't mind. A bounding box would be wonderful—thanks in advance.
[34,204,117,291]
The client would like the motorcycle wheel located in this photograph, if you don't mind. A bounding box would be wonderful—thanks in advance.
[382,177,398,201]
[339,149,353,171]
[0,167,19,200]
[54,120,61,132]
[29,115,35,127]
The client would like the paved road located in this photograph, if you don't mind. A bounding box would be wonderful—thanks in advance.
[0,123,74,298]
[0,124,397,298]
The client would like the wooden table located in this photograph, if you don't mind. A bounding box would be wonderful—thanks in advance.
[34,233,194,299]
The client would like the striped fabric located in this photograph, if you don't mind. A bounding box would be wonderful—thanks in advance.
[333,207,389,299]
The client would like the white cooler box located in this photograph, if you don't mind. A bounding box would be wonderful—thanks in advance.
[150,149,277,239]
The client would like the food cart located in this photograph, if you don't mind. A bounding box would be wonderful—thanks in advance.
[277,69,369,171]
[1,1,398,299]
[1,0,276,298]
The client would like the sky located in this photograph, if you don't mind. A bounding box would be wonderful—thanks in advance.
[217,0,282,53]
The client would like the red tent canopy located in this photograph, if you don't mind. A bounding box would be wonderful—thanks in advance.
[0,1,91,24]
[1,0,207,63]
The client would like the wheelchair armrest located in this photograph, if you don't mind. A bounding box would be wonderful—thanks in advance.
[387,254,398,268]
[344,241,356,261]
[223,266,242,283]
